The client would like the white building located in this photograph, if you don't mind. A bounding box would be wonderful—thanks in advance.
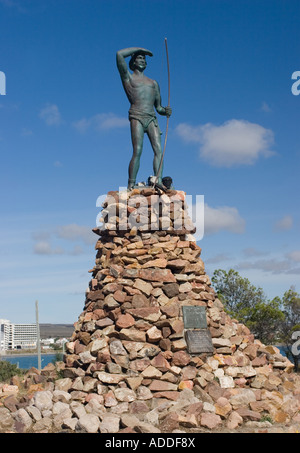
[0,319,37,351]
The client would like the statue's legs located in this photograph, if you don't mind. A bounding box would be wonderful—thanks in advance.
[147,121,163,184]
[128,120,144,189]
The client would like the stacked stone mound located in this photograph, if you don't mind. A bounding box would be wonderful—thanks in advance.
[1,188,300,434]
[59,188,300,431]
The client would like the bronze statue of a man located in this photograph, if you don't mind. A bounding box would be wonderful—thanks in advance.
[116,47,172,189]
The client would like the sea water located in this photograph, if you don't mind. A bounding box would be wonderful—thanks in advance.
[1,354,60,370]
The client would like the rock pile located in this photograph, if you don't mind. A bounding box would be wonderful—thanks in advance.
[1,188,300,434]
[96,187,196,235]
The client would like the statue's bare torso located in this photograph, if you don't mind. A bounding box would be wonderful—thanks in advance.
[122,74,159,114]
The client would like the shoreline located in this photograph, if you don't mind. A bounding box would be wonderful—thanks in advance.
[0,352,62,359]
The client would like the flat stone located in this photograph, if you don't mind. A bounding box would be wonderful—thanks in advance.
[142,365,163,378]
[178,380,194,390]
[85,399,106,418]
[219,376,235,389]
[52,390,72,404]
[62,417,78,431]
[90,338,108,355]
[147,326,163,342]
[162,283,180,297]
[52,401,72,418]
[226,411,243,429]
[26,405,42,422]
[200,412,222,429]
[96,372,126,384]
[139,268,176,283]
[95,317,114,328]
[142,258,168,268]
[212,338,232,348]
[76,414,100,433]
[132,293,150,308]
[14,408,33,431]
[32,416,53,432]
[215,397,232,418]
[160,304,180,318]
[104,390,118,407]
[120,413,141,428]
[149,380,178,392]
[70,401,87,418]
[116,313,135,329]
[167,259,189,269]
[103,294,120,309]
[0,407,14,431]
[133,279,153,296]
[128,307,161,322]
[2,395,19,412]
[153,391,180,401]
[126,376,144,390]
[230,389,257,409]
[79,351,96,364]
[33,390,53,412]
[151,353,171,372]
[137,343,161,357]
[109,339,128,355]
[119,328,146,342]
[172,351,190,367]
[236,408,261,421]
[134,421,161,433]
[114,388,136,402]
[99,414,120,433]
[136,385,153,400]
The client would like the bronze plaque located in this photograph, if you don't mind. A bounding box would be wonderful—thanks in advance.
[185,329,214,354]
[182,306,207,329]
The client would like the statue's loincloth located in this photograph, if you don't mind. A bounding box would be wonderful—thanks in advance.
[128,108,162,134]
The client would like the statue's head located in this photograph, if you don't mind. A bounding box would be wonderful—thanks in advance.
[129,52,147,71]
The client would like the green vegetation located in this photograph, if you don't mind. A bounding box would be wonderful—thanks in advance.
[52,352,63,365]
[260,415,273,424]
[212,269,300,370]
[0,360,25,382]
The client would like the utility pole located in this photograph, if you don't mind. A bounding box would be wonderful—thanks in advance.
[35,300,41,371]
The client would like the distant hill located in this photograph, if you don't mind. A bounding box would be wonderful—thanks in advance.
[40,324,74,339]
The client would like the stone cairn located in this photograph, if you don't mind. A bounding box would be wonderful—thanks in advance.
[1,187,300,433]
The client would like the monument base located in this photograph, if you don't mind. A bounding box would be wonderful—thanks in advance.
[60,188,299,430]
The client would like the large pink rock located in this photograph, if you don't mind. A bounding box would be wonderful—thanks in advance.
[200,413,222,429]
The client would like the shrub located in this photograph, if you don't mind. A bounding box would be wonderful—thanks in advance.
[0,360,24,382]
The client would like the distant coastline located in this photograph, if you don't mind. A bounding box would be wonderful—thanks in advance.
[1,351,60,358]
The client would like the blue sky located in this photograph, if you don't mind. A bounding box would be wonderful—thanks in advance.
[0,0,299,323]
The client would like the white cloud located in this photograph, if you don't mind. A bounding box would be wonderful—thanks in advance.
[237,258,291,274]
[237,258,300,275]
[203,203,246,235]
[56,224,95,245]
[34,241,64,255]
[206,253,231,264]
[176,119,274,167]
[39,104,62,126]
[237,249,300,275]
[274,215,293,231]
[286,251,300,262]
[243,247,268,257]
[32,223,95,256]
[73,112,128,133]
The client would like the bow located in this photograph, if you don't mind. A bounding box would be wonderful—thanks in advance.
[154,38,170,186]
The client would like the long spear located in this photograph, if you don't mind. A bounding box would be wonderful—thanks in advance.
[154,38,170,187]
